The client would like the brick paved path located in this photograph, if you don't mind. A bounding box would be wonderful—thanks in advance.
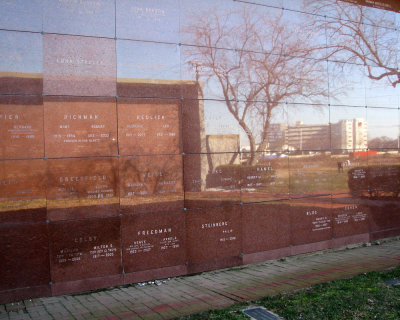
[2,238,400,320]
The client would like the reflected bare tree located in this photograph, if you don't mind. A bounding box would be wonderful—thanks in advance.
[307,0,399,87]
[183,8,327,165]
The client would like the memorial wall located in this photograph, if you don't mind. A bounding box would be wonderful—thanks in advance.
[0,0,399,303]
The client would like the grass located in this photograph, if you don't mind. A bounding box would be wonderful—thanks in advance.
[174,266,400,320]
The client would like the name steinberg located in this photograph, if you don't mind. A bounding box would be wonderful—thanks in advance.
[202,221,228,229]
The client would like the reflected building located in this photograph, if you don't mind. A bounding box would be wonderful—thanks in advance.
[266,118,368,152]
[332,118,368,150]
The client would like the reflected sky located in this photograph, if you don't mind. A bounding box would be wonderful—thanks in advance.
[0,0,398,148]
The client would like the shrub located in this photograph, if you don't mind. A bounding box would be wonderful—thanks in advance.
[348,165,400,198]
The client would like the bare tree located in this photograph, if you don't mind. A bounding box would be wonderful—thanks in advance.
[183,7,327,165]
[307,0,399,88]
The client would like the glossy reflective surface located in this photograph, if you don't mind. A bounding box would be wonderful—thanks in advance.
[1,0,400,303]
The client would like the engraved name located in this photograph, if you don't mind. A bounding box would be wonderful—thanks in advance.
[136,114,165,120]
[59,175,107,183]
[202,221,228,229]
[137,228,172,236]
[0,114,19,120]
[56,57,105,66]
[64,114,99,120]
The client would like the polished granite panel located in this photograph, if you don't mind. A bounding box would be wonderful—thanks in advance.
[117,0,180,43]
[0,160,46,224]
[117,41,181,98]
[369,199,400,234]
[0,96,44,159]
[241,154,290,204]
[0,223,50,291]
[0,31,42,95]
[289,197,333,246]
[184,153,241,209]
[182,99,240,153]
[44,96,117,158]
[46,157,119,221]
[49,217,122,282]
[122,211,186,273]
[367,108,399,150]
[186,205,242,264]
[117,98,181,155]
[242,202,290,253]
[332,195,369,238]
[289,154,334,198]
[119,155,183,214]
[43,34,116,96]
[43,0,115,38]
[0,0,42,32]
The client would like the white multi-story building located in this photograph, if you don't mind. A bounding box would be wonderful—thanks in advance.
[266,118,368,152]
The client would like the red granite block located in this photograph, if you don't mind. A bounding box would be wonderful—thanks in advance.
[44,96,117,158]
[49,217,122,283]
[242,202,290,254]
[186,205,242,273]
[0,159,46,224]
[0,223,50,291]
[289,197,333,246]
[46,157,119,221]
[122,211,186,273]
[119,155,183,214]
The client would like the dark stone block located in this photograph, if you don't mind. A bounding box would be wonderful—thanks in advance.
[186,205,242,272]
[0,160,46,224]
[368,199,400,233]
[289,197,333,246]
[122,211,186,273]
[46,157,119,221]
[0,285,51,305]
[49,217,122,283]
[0,223,50,291]
[242,202,290,254]
[44,96,117,158]
[332,196,369,238]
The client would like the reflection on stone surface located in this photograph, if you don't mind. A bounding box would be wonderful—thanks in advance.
[118,98,181,155]
[117,0,180,43]
[0,0,400,302]
[0,96,44,159]
[122,211,186,273]
[43,0,115,38]
[43,34,116,96]
[49,217,121,282]
[0,223,50,291]
[120,155,183,214]
[289,154,334,198]
[46,158,119,221]
[0,160,46,224]
[241,154,290,203]
[184,153,241,209]
[0,31,43,95]
[44,96,117,158]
